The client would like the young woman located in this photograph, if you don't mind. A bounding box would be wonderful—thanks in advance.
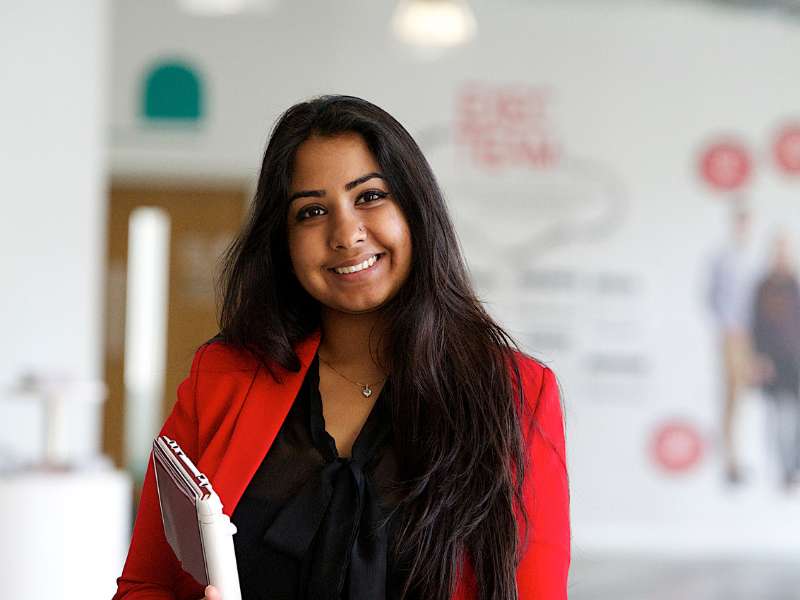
[113,95,570,600]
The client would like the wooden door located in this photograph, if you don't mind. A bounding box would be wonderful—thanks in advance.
[102,184,247,472]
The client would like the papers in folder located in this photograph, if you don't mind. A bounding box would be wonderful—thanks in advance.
[152,436,242,600]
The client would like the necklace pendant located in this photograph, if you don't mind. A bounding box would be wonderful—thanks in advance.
[361,385,373,398]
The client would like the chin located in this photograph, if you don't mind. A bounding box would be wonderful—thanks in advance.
[337,302,384,315]
[330,295,391,315]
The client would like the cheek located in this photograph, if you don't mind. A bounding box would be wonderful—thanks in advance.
[287,235,320,286]
[387,221,413,276]
[399,228,412,265]
[395,219,413,261]
[383,208,413,257]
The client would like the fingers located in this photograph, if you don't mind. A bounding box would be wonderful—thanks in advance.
[204,584,222,600]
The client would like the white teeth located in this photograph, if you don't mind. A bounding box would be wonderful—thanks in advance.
[333,254,378,274]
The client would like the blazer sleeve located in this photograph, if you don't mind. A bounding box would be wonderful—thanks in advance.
[112,346,209,600]
[516,364,571,599]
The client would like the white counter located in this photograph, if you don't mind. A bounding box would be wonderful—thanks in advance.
[0,470,132,600]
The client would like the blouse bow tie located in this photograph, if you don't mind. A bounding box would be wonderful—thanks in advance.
[262,444,390,599]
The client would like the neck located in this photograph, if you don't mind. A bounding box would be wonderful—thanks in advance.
[318,308,390,376]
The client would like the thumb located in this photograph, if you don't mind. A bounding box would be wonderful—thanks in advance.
[204,584,222,600]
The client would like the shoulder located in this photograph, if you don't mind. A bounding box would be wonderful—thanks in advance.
[178,340,263,445]
[508,350,559,409]
[189,337,261,374]
[508,350,566,463]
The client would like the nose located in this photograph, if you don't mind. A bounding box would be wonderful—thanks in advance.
[329,205,366,250]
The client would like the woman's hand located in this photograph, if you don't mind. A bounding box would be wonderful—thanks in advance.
[200,585,221,600]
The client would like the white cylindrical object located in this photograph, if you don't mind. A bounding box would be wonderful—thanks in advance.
[197,496,242,600]
[44,392,68,467]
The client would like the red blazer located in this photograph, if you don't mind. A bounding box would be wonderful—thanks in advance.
[113,331,570,599]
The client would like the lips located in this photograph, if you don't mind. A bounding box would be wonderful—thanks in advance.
[328,252,384,272]
[328,253,384,274]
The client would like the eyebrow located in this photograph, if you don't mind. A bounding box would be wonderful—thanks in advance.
[288,172,385,203]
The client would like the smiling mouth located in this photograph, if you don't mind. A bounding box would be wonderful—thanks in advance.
[328,253,384,275]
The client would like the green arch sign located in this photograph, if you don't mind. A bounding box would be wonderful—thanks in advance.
[142,60,204,121]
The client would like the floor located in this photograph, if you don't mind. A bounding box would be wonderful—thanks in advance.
[569,556,800,600]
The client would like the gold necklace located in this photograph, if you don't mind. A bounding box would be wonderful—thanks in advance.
[318,355,386,398]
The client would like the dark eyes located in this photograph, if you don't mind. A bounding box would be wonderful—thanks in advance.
[295,190,388,221]
[357,190,388,204]
[297,205,326,220]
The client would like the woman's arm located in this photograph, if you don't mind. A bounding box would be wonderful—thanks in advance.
[516,363,571,599]
[112,346,210,600]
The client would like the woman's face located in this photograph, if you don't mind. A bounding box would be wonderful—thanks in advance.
[287,132,413,315]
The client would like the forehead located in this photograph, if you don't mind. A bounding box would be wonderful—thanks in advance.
[290,132,380,189]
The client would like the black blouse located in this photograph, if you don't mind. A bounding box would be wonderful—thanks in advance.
[231,354,408,600]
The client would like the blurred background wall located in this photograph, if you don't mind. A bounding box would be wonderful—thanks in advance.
[1,0,107,463]
[3,0,800,598]
[109,0,800,553]
[0,3,131,599]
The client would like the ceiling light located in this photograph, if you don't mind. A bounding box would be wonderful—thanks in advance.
[176,0,277,17]
[391,0,477,48]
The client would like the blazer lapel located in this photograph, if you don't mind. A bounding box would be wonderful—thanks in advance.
[213,330,321,512]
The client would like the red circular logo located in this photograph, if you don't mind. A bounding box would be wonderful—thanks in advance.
[699,140,752,190]
[651,420,705,473]
[774,123,800,174]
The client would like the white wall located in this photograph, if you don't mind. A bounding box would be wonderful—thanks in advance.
[1,0,107,379]
[108,0,800,557]
[0,0,108,462]
[0,3,125,598]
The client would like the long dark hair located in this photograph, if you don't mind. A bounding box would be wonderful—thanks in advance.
[218,95,534,599]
